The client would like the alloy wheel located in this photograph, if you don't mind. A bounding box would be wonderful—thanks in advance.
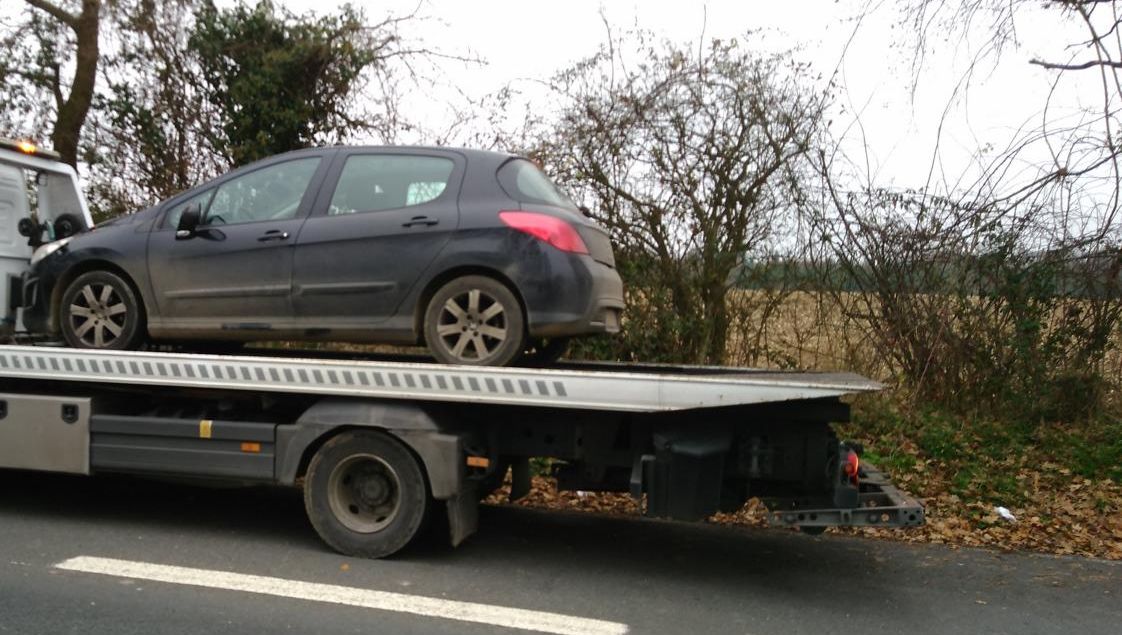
[434,288,509,362]
[68,283,129,348]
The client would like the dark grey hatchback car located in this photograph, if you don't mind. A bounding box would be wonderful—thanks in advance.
[22,146,624,366]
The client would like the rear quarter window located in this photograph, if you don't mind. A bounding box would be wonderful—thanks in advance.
[496,159,576,209]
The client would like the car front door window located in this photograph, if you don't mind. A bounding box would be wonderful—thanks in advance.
[162,190,215,230]
[206,158,321,226]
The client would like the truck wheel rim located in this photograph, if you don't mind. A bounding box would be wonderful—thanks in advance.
[69,283,128,348]
[435,289,508,361]
[327,454,401,533]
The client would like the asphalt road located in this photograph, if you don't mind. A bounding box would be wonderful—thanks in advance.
[0,470,1118,635]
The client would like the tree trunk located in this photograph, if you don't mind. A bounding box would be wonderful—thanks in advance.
[42,0,100,167]
[701,282,729,365]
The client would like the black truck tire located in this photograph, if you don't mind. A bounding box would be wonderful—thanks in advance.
[303,430,430,558]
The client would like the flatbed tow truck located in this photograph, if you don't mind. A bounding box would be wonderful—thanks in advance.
[0,140,923,557]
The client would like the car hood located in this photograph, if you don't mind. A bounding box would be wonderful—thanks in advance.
[96,205,158,229]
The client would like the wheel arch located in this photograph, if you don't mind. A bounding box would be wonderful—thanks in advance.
[277,399,463,500]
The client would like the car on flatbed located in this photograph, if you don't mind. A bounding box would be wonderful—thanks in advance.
[18,145,624,366]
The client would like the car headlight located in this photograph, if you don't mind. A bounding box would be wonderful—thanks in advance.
[30,237,72,266]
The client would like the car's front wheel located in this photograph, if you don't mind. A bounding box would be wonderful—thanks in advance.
[59,270,146,350]
[423,275,525,366]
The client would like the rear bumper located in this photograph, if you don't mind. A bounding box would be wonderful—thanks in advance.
[524,255,624,338]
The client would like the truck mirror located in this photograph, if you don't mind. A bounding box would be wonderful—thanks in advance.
[176,203,202,239]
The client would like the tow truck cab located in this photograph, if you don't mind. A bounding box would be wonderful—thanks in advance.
[0,139,95,336]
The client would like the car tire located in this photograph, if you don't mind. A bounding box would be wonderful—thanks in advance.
[303,431,430,558]
[423,275,525,366]
[59,270,146,350]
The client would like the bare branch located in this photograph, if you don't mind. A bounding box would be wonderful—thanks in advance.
[1029,57,1122,70]
[22,0,78,29]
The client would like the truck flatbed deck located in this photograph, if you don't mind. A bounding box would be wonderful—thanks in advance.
[0,344,880,412]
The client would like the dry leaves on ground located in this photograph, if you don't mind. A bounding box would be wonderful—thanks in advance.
[484,474,1122,561]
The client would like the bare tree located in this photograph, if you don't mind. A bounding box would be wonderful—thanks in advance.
[532,32,831,364]
[902,1,1122,241]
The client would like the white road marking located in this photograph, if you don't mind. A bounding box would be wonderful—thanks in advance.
[55,556,629,635]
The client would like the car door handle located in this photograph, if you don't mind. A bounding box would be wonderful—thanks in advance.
[257,230,290,242]
[402,216,439,228]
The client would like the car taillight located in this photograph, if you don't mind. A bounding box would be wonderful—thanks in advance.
[499,211,589,255]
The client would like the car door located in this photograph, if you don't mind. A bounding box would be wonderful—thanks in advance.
[291,150,462,325]
[146,156,325,327]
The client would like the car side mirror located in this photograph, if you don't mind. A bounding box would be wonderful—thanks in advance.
[176,203,202,239]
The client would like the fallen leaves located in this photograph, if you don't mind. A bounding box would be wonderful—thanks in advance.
[484,471,1122,561]
[845,478,1122,560]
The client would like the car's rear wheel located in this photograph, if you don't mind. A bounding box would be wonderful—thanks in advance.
[59,270,145,350]
[423,275,525,366]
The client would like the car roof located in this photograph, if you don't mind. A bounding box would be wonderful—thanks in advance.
[282,145,519,163]
[151,145,527,216]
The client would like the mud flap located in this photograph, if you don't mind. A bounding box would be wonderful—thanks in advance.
[446,485,479,547]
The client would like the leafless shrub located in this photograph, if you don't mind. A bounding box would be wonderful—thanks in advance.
[528,30,831,364]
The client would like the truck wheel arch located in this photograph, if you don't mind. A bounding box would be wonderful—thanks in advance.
[277,399,464,501]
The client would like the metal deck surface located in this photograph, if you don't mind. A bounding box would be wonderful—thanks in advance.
[0,345,881,412]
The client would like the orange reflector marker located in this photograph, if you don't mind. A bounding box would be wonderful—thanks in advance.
[17,141,37,154]
[240,442,261,453]
[466,456,489,468]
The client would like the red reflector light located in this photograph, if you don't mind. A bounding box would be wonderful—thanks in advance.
[499,211,589,254]
[843,451,860,485]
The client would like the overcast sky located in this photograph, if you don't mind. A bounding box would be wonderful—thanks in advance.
[0,0,1092,194]
[277,0,1089,194]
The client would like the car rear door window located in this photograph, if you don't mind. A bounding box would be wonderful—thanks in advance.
[328,155,455,215]
[205,158,320,226]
